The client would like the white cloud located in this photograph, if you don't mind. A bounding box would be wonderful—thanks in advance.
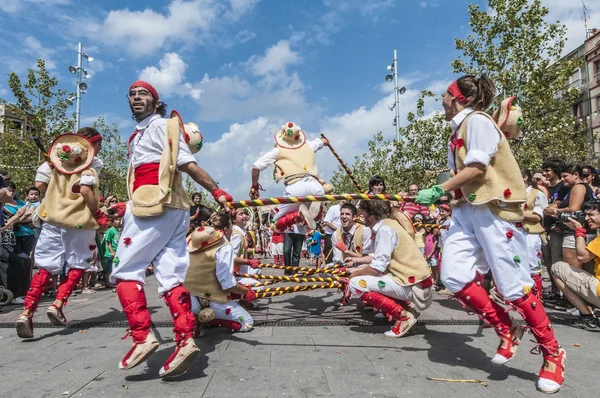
[138,53,189,97]
[247,40,300,76]
[84,0,259,56]
[0,0,70,13]
[23,36,56,70]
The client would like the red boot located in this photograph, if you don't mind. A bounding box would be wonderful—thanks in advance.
[16,269,53,338]
[454,280,523,364]
[359,292,403,321]
[511,293,565,394]
[205,319,242,331]
[531,273,543,300]
[275,212,303,232]
[160,285,199,378]
[46,269,85,326]
[116,280,158,370]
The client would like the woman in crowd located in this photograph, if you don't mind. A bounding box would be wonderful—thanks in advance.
[582,165,600,196]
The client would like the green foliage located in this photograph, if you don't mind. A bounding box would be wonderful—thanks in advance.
[93,116,128,199]
[452,0,588,169]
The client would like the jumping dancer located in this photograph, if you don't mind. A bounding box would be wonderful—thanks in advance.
[109,80,231,377]
[417,76,565,393]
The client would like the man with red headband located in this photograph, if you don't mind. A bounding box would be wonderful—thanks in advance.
[416,76,565,394]
[108,80,233,378]
[16,127,107,339]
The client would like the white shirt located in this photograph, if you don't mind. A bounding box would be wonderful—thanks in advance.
[447,108,501,171]
[369,220,398,273]
[253,138,325,171]
[331,223,373,264]
[131,114,196,169]
[215,244,237,290]
[230,225,245,256]
[323,204,341,235]
[526,186,548,219]
[35,157,103,186]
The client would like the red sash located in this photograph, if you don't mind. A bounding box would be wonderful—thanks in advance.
[133,163,159,193]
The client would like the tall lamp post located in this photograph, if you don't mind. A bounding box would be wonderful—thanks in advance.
[67,42,93,131]
[385,49,406,141]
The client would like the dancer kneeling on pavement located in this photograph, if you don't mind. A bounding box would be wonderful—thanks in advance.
[184,212,256,333]
[416,76,564,393]
[109,81,232,378]
[552,199,600,332]
[16,128,107,339]
[345,200,433,337]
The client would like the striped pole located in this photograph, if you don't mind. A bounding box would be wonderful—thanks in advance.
[255,282,342,298]
[321,134,362,192]
[255,263,342,272]
[237,271,349,280]
[226,193,412,209]
[413,223,449,229]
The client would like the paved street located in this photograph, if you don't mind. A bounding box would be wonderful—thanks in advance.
[0,268,598,398]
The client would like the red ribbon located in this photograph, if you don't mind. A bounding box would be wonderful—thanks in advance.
[447,81,467,103]
[132,163,159,193]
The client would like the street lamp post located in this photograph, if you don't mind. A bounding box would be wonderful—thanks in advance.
[67,42,92,131]
[385,49,406,141]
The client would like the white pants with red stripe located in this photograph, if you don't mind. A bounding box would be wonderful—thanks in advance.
[110,203,190,293]
[35,222,96,274]
[441,202,533,301]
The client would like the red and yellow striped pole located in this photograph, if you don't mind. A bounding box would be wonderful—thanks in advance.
[226,193,412,209]
[320,133,362,192]
[255,282,342,298]
[236,271,349,281]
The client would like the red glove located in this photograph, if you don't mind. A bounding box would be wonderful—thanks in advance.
[212,188,233,202]
[107,202,127,218]
[243,287,257,302]
[335,241,348,252]
[95,209,110,227]
[247,259,260,269]
[249,183,262,199]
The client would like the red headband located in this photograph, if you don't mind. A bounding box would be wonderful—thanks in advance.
[88,135,103,144]
[129,80,159,100]
[447,81,467,104]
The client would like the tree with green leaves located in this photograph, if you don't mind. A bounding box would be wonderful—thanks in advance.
[452,0,588,170]
[92,116,128,199]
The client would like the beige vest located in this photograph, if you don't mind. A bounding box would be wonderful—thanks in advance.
[232,227,246,257]
[274,143,318,183]
[381,219,431,286]
[127,115,191,217]
[183,240,231,304]
[335,224,365,259]
[455,111,526,222]
[523,188,544,234]
[38,167,99,230]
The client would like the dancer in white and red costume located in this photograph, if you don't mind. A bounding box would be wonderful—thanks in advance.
[250,122,331,231]
[16,128,107,338]
[416,76,565,394]
[109,81,232,378]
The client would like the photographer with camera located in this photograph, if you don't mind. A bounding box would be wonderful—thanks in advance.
[551,199,600,331]
[554,165,596,270]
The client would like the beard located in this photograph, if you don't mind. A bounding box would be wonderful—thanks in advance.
[130,100,157,122]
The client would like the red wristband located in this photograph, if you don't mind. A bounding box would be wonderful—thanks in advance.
[212,188,232,202]
[575,227,587,238]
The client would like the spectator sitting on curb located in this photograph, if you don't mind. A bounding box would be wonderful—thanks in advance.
[552,199,600,332]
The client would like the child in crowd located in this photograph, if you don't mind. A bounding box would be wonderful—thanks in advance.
[307,224,324,267]
[423,222,439,287]
[413,213,425,254]
[103,218,122,289]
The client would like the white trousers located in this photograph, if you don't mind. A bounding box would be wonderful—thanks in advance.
[349,274,413,301]
[272,178,324,221]
[110,203,190,293]
[35,222,96,274]
[191,296,253,332]
[441,203,533,301]
[525,232,542,274]
[271,242,283,256]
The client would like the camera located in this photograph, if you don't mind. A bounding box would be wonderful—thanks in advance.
[557,211,585,226]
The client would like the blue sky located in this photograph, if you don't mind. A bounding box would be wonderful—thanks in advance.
[0,0,595,198]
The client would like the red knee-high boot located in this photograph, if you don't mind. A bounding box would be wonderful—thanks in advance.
[206,319,242,331]
[116,280,158,370]
[275,212,302,232]
[359,292,403,321]
[454,280,523,364]
[531,273,543,300]
[511,293,565,393]
[16,269,53,338]
[46,269,86,326]
[160,285,200,378]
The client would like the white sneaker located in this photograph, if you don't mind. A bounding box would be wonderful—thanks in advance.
[11,297,25,305]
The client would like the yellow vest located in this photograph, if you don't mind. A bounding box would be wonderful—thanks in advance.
[523,188,544,234]
[334,224,365,259]
[183,240,231,304]
[274,143,318,183]
[454,111,526,222]
[381,219,430,286]
[127,115,191,217]
[38,167,99,230]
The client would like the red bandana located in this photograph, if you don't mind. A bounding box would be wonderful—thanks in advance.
[447,81,467,103]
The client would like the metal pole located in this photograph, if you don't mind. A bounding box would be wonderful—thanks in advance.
[392,49,400,141]
[75,42,82,131]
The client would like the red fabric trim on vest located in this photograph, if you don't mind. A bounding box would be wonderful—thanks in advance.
[133,163,159,193]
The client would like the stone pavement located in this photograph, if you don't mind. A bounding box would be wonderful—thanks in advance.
[0,268,597,397]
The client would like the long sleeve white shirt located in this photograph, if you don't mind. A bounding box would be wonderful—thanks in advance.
[215,244,237,290]
[369,220,397,273]
[35,157,103,186]
[447,107,500,171]
[230,225,245,255]
[131,114,196,169]
[253,138,325,171]
[526,186,548,219]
